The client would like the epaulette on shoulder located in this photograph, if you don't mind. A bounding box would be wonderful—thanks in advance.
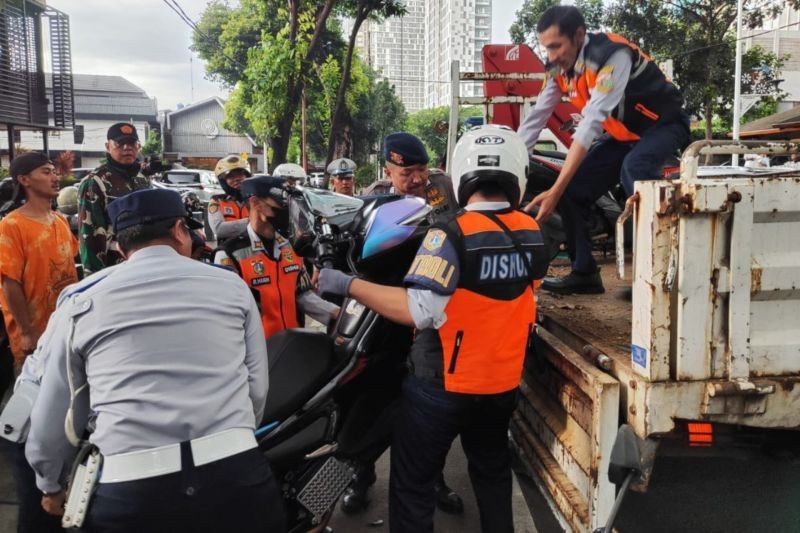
[56,271,110,306]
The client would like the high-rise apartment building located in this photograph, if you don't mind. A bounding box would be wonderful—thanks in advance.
[347,0,492,113]
[425,0,492,108]
[345,1,426,113]
[745,5,800,111]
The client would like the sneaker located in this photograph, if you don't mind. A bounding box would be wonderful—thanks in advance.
[541,269,605,294]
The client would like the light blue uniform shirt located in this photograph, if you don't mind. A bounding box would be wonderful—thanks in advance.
[25,245,268,493]
[518,35,633,151]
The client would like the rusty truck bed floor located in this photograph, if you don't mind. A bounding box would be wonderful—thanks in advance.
[538,255,632,360]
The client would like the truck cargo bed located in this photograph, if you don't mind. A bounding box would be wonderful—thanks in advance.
[538,256,632,370]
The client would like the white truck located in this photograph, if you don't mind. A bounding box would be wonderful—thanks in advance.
[447,56,800,532]
[510,141,800,532]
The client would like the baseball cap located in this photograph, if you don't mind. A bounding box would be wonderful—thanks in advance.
[107,122,139,143]
[108,189,203,232]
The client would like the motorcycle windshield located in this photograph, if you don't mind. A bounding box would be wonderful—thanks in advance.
[362,197,430,260]
[287,187,364,253]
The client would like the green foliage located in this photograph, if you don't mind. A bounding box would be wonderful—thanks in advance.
[0,166,8,179]
[510,0,605,45]
[140,130,162,157]
[509,0,797,139]
[350,68,407,167]
[354,161,377,189]
[192,0,279,89]
[406,106,483,164]
[742,96,779,125]
[607,1,795,137]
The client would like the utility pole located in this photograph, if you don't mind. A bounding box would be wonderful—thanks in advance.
[732,0,744,166]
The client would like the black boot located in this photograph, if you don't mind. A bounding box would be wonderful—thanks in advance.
[434,476,464,515]
[340,463,377,514]
[541,268,605,294]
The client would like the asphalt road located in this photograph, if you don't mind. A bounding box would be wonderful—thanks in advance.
[522,448,800,533]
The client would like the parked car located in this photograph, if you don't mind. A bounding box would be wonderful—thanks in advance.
[157,169,224,203]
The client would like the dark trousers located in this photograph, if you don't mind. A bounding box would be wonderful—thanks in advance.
[560,115,690,274]
[84,447,285,533]
[0,440,63,533]
[389,375,518,533]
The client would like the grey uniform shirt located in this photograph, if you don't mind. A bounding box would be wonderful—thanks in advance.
[517,35,633,151]
[208,196,249,240]
[406,201,511,330]
[26,245,268,493]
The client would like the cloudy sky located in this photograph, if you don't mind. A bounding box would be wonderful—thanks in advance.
[48,0,526,110]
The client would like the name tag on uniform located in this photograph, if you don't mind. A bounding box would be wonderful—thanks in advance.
[283,264,300,274]
[252,276,271,286]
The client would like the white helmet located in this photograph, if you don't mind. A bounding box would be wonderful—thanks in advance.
[449,124,528,208]
[272,163,307,183]
[57,185,79,216]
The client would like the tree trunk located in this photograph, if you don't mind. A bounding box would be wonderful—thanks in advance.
[704,99,713,165]
[271,0,337,166]
[326,6,369,166]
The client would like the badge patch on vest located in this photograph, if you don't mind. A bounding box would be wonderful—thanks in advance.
[208,203,219,214]
[223,206,234,216]
[282,249,294,262]
[423,229,447,251]
[595,65,614,94]
[283,264,300,274]
[253,261,265,275]
[252,276,271,286]
[220,257,233,266]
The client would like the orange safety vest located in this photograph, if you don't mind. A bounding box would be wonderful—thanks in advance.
[224,233,305,338]
[555,32,683,143]
[216,197,249,221]
[408,209,547,394]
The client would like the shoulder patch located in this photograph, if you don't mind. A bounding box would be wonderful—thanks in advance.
[422,229,447,251]
[595,64,614,94]
[208,203,219,214]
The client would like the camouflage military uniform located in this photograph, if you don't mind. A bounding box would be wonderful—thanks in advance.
[77,163,151,274]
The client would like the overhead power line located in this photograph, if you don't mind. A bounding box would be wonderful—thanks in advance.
[161,0,245,70]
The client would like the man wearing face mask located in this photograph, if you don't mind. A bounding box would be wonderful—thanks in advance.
[77,122,151,275]
[214,176,339,338]
[208,155,251,243]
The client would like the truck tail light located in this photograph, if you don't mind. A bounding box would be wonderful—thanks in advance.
[688,422,713,447]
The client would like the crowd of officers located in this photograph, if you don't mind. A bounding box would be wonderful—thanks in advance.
[0,4,691,532]
[0,114,544,533]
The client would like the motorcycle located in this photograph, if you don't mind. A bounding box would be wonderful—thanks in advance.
[256,186,430,532]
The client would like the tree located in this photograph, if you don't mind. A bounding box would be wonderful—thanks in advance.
[195,1,337,165]
[325,0,406,165]
[140,130,163,157]
[607,0,797,141]
[407,106,483,164]
[510,0,605,47]
[350,69,407,168]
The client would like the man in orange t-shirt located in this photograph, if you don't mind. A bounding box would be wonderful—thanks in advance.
[0,152,78,368]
